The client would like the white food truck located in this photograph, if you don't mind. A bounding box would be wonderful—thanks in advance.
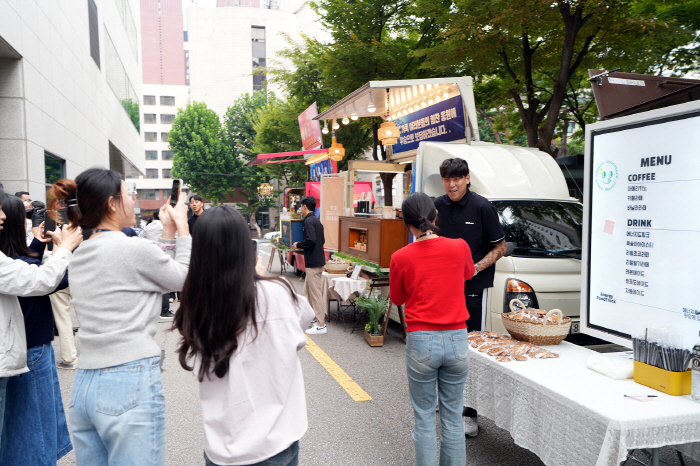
[411,140,583,334]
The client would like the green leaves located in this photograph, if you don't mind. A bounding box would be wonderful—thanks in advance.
[170,101,243,204]
[356,296,389,335]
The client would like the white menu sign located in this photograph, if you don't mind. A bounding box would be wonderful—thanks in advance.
[586,110,700,349]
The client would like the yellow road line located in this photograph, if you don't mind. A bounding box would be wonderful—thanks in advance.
[305,336,372,402]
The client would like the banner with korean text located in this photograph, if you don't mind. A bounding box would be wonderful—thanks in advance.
[320,175,345,251]
[392,95,466,154]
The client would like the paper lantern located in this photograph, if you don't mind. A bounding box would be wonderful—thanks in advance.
[378,121,400,146]
[329,142,345,161]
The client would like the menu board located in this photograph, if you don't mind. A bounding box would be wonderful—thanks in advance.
[586,110,700,349]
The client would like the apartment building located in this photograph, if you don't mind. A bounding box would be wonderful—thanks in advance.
[133,0,189,216]
[134,84,190,213]
[0,0,143,201]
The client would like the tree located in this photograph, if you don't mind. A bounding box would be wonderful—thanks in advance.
[416,0,700,156]
[170,101,243,203]
[222,92,278,238]
[265,0,449,204]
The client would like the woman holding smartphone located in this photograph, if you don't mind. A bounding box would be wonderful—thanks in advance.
[389,192,475,466]
[48,168,191,465]
[173,206,314,466]
[0,188,82,454]
[0,194,73,465]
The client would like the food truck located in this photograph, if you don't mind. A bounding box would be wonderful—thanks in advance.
[312,77,583,332]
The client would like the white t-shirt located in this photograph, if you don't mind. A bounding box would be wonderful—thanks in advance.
[196,279,314,465]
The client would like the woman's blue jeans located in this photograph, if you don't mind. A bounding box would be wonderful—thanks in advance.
[204,440,299,466]
[406,329,470,466]
[69,356,165,466]
[0,343,72,465]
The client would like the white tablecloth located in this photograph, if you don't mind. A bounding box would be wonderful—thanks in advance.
[329,277,367,302]
[464,341,700,466]
[301,272,345,313]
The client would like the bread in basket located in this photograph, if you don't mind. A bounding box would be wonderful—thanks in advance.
[501,299,571,346]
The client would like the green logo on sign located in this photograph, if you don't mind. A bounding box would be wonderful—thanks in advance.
[595,161,618,191]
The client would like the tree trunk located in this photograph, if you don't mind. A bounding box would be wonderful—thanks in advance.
[380,173,396,207]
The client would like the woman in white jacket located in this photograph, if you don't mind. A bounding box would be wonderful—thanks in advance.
[173,206,314,466]
[0,188,83,447]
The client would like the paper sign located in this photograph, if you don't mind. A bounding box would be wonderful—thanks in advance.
[608,77,645,87]
[603,220,615,234]
[351,265,362,280]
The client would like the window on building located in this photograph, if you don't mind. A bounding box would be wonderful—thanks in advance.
[104,28,140,132]
[252,26,266,91]
[146,169,158,179]
[45,152,66,189]
[184,31,188,42]
[162,150,174,160]
[88,0,100,68]
[161,114,175,124]
[162,168,171,179]
[137,189,159,201]
[144,132,157,142]
[161,132,168,142]
[112,0,138,60]
[144,114,156,124]
[145,150,158,160]
[144,95,156,105]
[160,96,175,106]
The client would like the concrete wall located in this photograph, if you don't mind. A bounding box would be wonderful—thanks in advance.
[0,0,143,202]
[188,2,321,117]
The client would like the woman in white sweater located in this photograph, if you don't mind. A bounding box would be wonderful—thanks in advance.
[48,169,191,465]
[173,206,314,466]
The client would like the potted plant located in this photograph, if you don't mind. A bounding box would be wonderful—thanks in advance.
[355,296,389,347]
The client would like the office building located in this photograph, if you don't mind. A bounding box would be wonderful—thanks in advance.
[0,0,143,202]
[188,1,319,117]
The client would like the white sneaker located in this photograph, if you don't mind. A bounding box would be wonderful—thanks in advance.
[463,416,479,437]
[306,324,327,335]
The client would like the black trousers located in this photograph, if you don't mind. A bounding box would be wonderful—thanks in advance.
[161,293,170,313]
[463,287,487,417]
[464,287,486,333]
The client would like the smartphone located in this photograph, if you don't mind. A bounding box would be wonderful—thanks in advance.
[252,239,258,256]
[170,179,181,207]
[31,208,46,228]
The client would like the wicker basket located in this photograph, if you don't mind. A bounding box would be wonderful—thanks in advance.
[501,299,571,346]
[324,261,350,274]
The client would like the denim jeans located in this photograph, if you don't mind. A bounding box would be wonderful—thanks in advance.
[0,343,73,465]
[69,356,165,466]
[406,329,470,466]
[204,441,299,466]
[0,376,7,452]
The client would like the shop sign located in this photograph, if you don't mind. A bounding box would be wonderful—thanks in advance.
[309,159,337,182]
[298,102,323,151]
[392,95,466,154]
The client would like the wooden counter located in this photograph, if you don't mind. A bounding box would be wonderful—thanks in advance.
[338,216,408,268]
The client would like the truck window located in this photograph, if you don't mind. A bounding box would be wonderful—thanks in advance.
[492,201,583,259]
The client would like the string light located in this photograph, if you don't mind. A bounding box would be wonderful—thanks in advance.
[321,120,329,134]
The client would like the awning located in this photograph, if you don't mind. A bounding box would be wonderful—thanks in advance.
[312,77,478,141]
[248,149,328,166]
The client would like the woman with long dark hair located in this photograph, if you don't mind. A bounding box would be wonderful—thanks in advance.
[0,188,81,453]
[48,168,191,465]
[0,194,73,464]
[173,206,314,466]
[389,192,475,466]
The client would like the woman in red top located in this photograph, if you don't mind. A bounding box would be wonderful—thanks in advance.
[390,192,475,466]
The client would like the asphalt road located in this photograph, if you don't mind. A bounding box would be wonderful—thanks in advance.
[54,240,698,466]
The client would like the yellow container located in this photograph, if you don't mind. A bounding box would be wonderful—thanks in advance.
[633,360,691,396]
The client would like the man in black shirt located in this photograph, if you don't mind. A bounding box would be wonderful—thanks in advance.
[293,196,327,334]
[188,194,205,234]
[434,157,506,438]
